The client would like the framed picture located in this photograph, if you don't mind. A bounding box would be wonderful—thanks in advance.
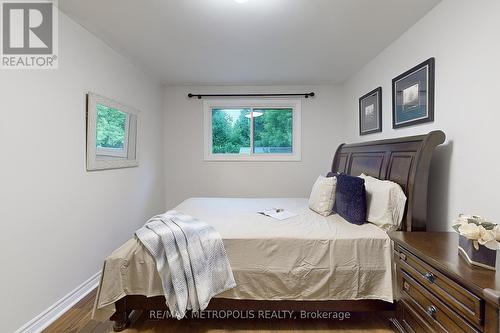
[392,58,435,128]
[359,87,382,135]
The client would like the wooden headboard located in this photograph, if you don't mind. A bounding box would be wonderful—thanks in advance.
[331,130,445,232]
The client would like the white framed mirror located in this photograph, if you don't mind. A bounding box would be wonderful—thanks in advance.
[86,92,140,171]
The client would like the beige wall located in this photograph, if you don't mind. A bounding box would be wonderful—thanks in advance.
[341,0,500,230]
[0,12,165,332]
[163,85,345,208]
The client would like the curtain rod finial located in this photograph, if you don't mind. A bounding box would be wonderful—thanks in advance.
[188,93,202,99]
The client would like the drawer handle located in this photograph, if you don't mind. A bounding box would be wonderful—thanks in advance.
[426,305,437,318]
[424,272,435,283]
[403,281,410,291]
[399,252,407,261]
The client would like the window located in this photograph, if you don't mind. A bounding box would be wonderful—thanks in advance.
[204,99,301,161]
[86,92,140,171]
[96,104,129,158]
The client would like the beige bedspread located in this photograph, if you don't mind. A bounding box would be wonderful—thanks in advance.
[93,198,393,320]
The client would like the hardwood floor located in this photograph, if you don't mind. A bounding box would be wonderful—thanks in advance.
[43,289,396,333]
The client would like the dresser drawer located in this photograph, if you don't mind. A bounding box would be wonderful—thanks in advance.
[396,245,483,327]
[400,270,480,333]
[398,299,435,333]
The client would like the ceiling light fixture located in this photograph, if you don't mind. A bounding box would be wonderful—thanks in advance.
[245,111,263,118]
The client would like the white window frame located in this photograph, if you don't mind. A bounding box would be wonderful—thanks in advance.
[203,99,301,161]
[86,92,140,171]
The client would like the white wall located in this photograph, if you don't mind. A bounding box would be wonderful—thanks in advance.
[163,85,344,208]
[0,12,165,332]
[341,0,500,231]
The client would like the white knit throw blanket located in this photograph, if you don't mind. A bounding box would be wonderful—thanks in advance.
[135,210,236,319]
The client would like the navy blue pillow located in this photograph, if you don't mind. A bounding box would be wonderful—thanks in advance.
[332,173,367,225]
[326,171,338,178]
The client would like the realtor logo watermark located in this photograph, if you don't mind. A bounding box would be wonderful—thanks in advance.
[1,0,58,69]
[148,310,352,321]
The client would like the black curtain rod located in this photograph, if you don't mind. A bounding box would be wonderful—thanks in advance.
[187,92,315,99]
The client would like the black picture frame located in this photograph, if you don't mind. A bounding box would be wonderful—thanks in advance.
[392,58,435,128]
[359,87,382,136]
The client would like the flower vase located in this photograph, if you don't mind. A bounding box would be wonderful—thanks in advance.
[458,235,497,270]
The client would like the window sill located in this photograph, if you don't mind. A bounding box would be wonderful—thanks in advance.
[204,154,301,162]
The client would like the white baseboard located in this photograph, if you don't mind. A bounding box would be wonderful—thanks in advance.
[15,271,101,333]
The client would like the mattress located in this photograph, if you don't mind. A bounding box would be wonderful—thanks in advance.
[93,198,393,320]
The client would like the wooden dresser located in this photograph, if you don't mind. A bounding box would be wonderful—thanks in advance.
[390,232,500,333]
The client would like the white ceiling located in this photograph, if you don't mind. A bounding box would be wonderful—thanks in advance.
[59,0,441,85]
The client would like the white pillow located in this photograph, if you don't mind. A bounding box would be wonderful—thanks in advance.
[308,175,336,216]
[359,174,407,230]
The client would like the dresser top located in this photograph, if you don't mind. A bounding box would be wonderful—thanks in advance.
[390,232,500,296]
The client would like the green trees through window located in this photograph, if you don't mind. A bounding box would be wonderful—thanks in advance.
[96,104,128,149]
[212,108,250,154]
[211,108,292,154]
[253,109,292,154]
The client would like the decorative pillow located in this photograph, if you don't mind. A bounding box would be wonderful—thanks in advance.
[308,175,337,216]
[359,174,407,230]
[326,171,338,178]
[333,173,366,225]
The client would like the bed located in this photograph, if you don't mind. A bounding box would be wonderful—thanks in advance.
[95,130,445,331]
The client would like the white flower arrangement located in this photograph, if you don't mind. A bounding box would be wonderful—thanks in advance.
[452,214,500,250]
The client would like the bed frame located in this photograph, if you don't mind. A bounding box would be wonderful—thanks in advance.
[110,130,446,331]
[332,130,445,231]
